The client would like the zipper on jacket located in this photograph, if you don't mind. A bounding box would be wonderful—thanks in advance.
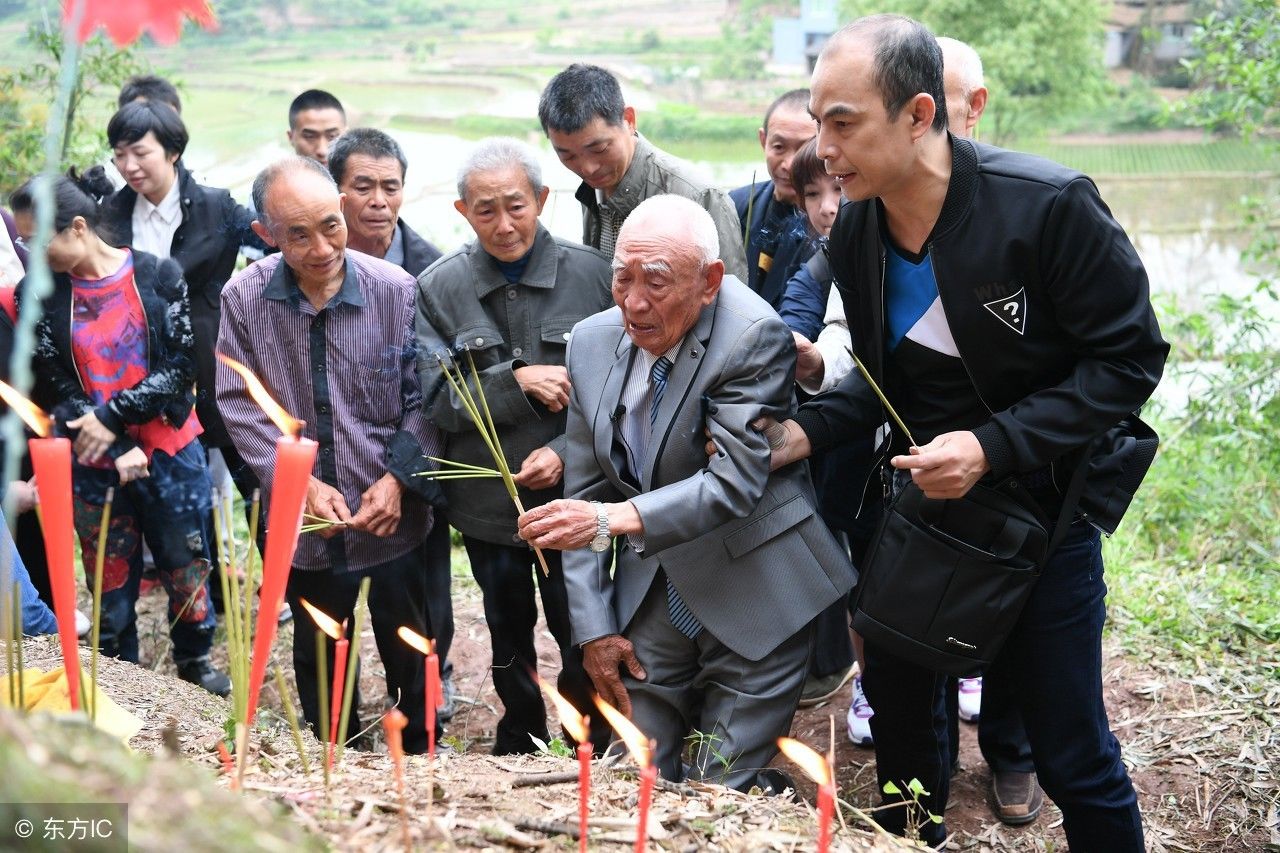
[927,246,997,416]
[854,249,889,521]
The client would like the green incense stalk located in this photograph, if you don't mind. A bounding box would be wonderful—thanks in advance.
[273,663,311,775]
[334,576,371,763]
[848,349,917,447]
[89,487,114,723]
[12,581,23,709]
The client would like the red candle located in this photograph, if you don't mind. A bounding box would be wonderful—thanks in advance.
[635,761,657,853]
[246,434,317,725]
[426,650,440,757]
[329,630,348,766]
[777,737,836,853]
[577,741,592,852]
[28,435,81,710]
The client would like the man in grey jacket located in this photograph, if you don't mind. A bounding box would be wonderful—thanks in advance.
[415,137,614,755]
[538,63,748,282]
[517,195,856,791]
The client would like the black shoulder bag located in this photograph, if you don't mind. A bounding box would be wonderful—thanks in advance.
[851,450,1093,678]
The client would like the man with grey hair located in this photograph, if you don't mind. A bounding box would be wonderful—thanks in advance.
[938,36,988,138]
[517,194,856,792]
[219,155,446,754]
[415,137,613,755]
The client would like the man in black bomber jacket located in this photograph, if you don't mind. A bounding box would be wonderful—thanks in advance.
[761,16,1168,851]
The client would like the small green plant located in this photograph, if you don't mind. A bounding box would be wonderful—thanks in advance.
[528,734,574,759]
[882,778,943,840]
[684,729,734,780]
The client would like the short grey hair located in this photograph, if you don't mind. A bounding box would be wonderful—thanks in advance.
[937,36,985,97]
[252,156,337,229]
[618,195,720,267]
[456,137,544,201]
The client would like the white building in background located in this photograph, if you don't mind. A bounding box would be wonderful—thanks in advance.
[771,0,837,73]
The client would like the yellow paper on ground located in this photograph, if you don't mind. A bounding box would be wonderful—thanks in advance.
[1,667,143,744]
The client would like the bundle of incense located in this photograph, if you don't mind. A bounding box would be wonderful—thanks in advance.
[436,349,550,576]
[414,456,502,480]
[212,488,263,733]
[301,514,349,534]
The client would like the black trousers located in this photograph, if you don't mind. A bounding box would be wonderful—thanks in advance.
[462,536,610,755]
[420,514,454,677]
[287,545,435,754]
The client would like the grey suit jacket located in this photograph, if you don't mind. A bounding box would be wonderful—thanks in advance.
[561,277,857,662]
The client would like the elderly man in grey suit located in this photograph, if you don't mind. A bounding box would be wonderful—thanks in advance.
[517,195,857,791]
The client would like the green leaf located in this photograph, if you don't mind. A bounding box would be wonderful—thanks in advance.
[882,780,901,796]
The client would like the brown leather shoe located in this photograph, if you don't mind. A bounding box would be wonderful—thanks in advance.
[991,770,1044,826]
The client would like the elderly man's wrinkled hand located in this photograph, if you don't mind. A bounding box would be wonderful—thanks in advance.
[350,473,404,537]
[517,499,597,550]
[305,476,353,539]
[512,447,563,490]
[582,634,646,718]
[514,364,571,412]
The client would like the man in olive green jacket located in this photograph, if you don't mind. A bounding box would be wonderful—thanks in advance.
[415,137,613,756]
[538,63,748,281]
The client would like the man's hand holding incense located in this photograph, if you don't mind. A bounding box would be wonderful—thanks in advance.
[514,364,571,413]
[306,476,353,539]
[350,473,404,537]
[891,430,989,499]
[513,446,563,490]
[582,634,646,718]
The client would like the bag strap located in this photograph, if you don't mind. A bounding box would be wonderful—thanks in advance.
[1043,440,1096,556]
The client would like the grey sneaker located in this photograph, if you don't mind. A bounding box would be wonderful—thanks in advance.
[177,658,232,697]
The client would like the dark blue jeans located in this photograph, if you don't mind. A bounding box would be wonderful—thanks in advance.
[72,441,216,664]
[863,522,1143,850]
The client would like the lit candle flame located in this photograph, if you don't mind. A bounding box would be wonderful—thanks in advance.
[396,625,433,656]
[300,598,344,640]
[537,675,589,744]
[0,378,53,437]
[777,737,833,787]
[216,352,303,438]
[592,696,650,768]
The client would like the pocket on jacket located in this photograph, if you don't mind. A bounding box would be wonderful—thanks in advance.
[539,318,577,349]
[351,357,401,425]
[723,494,813,559]
[451,324,506,355]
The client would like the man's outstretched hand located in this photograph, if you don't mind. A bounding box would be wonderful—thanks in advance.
[582,634,646,717]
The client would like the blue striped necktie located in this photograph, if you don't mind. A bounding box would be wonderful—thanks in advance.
[649,356,702,639]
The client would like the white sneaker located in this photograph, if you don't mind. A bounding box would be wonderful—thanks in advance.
[75,609,91,638]
[958,677,982,723]
[846,676,874,746]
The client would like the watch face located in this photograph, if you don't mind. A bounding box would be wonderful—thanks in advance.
[590,533,611,552]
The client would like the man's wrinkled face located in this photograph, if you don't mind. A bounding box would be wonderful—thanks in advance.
[339,153,404,251]
[611,227,722,356]
[288,108,346,166]
[760,104,816,207]
[547,111,637,195]
[810,39,919,203]
[454,165,549,263]
[255,171,348,292]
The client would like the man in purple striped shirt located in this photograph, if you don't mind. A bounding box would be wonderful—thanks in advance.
[216,156,445,753]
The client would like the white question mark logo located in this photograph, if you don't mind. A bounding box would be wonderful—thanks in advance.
[1003,301,1020,324]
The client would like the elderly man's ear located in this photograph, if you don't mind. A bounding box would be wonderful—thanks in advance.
[250,219,275,247]
[701,258,725,305]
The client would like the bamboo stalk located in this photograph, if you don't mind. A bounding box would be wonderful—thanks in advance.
[847,348,917,447]
[425,456,501,474]
[272,662,311,775]
[89,487,114,724]
[459,350,551,576]
[334,576,370,764]
[12,581,24,709]
[413,471,502,480]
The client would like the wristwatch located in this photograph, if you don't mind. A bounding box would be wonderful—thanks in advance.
[589,501,612,552]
